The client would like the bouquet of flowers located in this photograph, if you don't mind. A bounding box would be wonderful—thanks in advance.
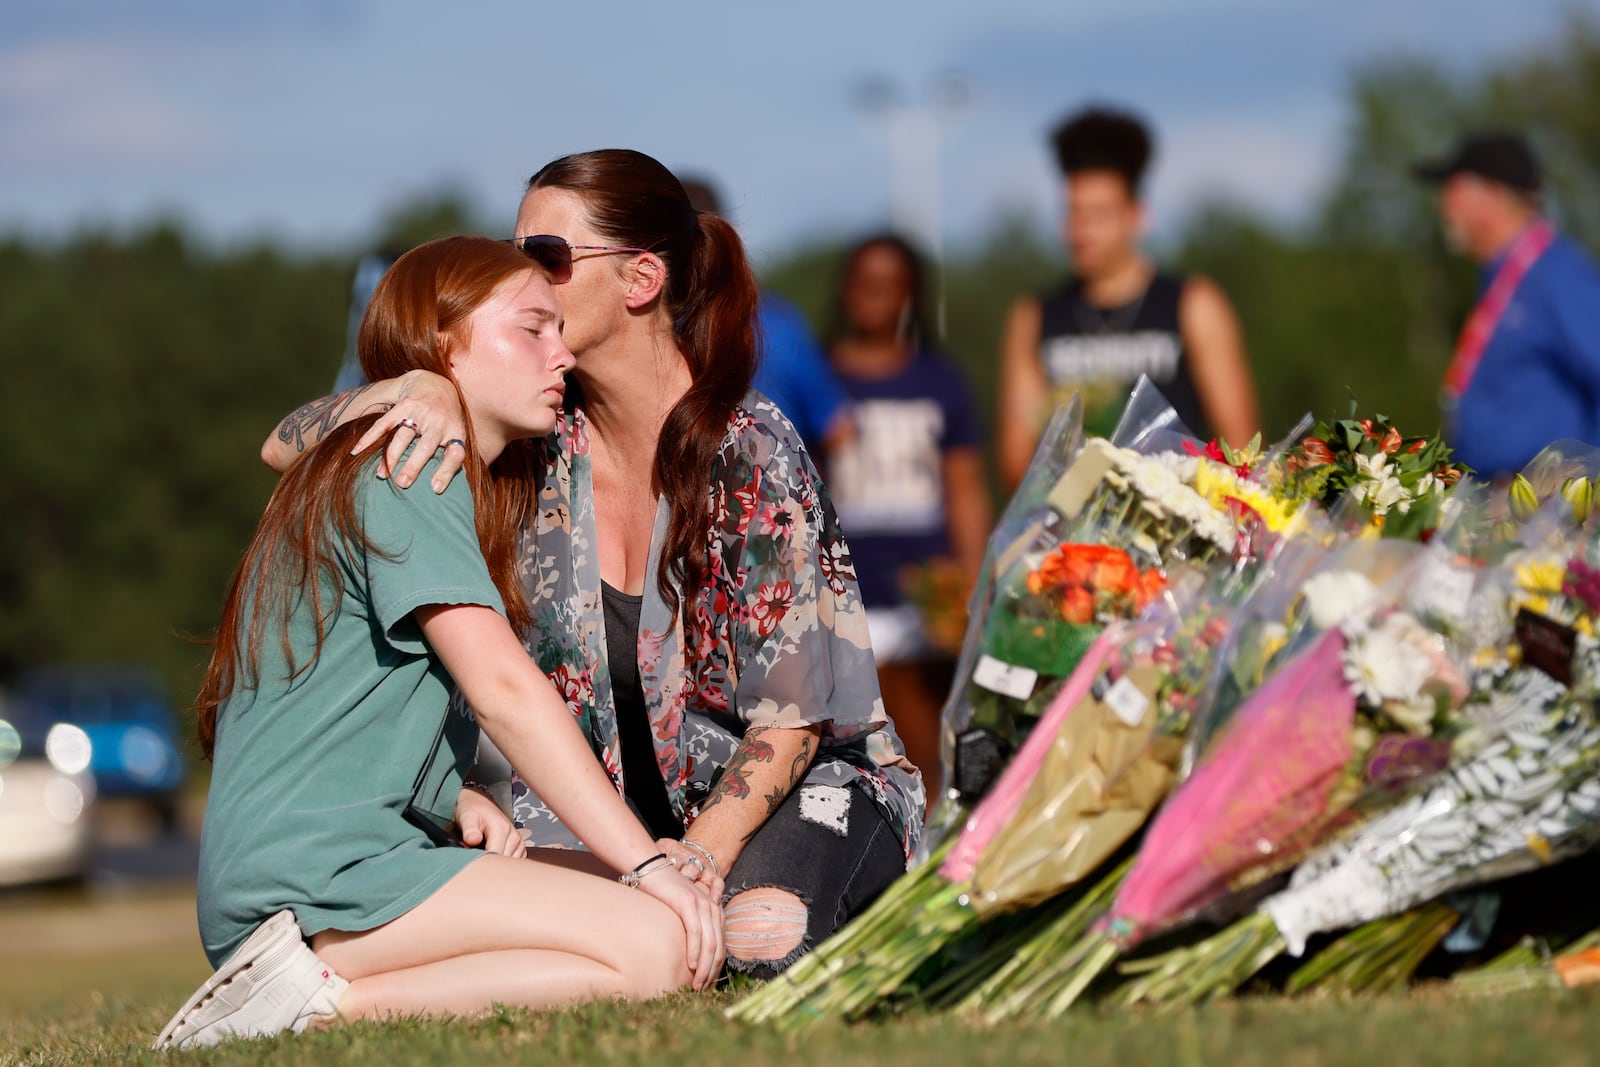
[939,423,1236,810]
[981,543,1489,1019]
[1110,503,1600,1007]
[1268,407,1464,539]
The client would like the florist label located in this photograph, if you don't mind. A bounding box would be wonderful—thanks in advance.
[1102,676,1149,727]
[973,654,1038,700]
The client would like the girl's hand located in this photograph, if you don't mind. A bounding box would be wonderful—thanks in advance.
[639,865,725,990]
[351,370,468,493]
[455,786,527,858]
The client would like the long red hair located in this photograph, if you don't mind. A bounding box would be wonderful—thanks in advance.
[194,236,542,759]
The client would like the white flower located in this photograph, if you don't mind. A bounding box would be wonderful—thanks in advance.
[1351,452,1412,516]
[1344,623,1433,710]
[1354,451,1391,481]
[1302,570,1380,630]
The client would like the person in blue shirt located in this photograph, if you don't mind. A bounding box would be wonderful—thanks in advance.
[677,176,855,466]
[825,233,993,802]
[1414,130,1600,479]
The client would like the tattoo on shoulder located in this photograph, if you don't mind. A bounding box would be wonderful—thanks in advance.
[275,384,377,453]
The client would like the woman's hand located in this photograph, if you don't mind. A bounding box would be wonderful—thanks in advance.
[455,786,527,858]
[350,369,469,493]
[639,864,726,990]
[658,837,725,901]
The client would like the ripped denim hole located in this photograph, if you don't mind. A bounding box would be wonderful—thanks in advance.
[724,886,812,975]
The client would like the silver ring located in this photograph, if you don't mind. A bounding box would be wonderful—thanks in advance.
[444,438,467,451]
[398,418,421,433]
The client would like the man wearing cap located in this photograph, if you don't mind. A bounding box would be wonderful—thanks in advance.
[1415,131,1600,480]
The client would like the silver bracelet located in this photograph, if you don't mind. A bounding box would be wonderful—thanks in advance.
[679,838,721,879]
[618,855,677,889]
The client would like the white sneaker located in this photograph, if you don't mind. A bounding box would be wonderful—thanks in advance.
[152,910,348,1050]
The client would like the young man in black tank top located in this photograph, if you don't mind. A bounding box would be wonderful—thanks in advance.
[997,106,1259,489]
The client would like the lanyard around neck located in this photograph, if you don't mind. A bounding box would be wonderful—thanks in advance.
[1442,220,1555,400]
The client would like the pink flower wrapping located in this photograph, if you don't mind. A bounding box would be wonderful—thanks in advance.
[941,630,1121,884]
[1104,626,1357,945]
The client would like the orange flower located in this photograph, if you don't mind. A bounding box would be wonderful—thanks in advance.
[1059,585,1096,623]
[1075,545,1138,595]
[1379,427,1402,453]
[1133,567,1168,609]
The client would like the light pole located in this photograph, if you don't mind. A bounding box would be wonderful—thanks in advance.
[857,71,971,339]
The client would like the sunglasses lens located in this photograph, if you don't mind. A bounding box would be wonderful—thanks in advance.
[517,236,572,283]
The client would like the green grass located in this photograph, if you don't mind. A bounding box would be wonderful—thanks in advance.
[4,890,1597,1067]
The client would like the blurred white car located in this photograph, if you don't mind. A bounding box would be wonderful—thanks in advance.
[0,708,95,886]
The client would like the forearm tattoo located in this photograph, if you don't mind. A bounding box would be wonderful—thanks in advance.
[698,730,774,817]
[275,384,377,453]
[699,728,818,841]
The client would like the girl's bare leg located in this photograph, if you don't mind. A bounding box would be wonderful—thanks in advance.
[311,853,690,1019]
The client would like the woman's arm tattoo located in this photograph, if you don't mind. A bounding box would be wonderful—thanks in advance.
[697,729,776,817]
[275,384,376,453]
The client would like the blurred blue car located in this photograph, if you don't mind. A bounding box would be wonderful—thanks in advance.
[14,664,186,827]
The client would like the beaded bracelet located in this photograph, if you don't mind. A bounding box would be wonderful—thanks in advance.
[618,853,676,889]
[679,838,722,879]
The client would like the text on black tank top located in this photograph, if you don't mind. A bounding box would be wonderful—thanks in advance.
[1035,272,1210,440]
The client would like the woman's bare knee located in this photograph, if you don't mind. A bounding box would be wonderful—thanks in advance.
[725,887,809,969]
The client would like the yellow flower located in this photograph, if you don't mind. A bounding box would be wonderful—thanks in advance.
[1192,460,1300,533]
[1516,593,1553,617]
[1515,559,1565,595]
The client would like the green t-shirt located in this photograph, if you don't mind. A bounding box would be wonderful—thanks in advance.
[197,455,504,965]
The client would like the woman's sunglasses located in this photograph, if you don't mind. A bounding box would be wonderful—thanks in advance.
[508,234,650,284]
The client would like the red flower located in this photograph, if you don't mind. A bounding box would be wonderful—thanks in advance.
[1378,427,1402,453]
[750,580,795,637]
[1300,437,1335,466]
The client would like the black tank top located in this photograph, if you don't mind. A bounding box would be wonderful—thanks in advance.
[1035,272,1211,441]
[600,581,683,841]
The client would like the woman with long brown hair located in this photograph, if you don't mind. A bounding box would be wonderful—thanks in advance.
[264,150,925,977]
[156,237,722,1051]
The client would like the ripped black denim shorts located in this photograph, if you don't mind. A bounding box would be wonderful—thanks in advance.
[720,780,907,978]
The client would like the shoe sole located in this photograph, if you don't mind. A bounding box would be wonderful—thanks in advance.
[152,910,301,1050]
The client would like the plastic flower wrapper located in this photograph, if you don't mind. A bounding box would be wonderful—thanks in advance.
[985,551,1492,1019]
[928,398,1085,843]
[1501,439,1600,530]
[956,564,1253,918]
[1179,536,1421,771]
[1119,527,1600,1009]
[935,394,1236,817]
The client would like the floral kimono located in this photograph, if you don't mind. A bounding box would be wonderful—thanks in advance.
[506,392,925,861]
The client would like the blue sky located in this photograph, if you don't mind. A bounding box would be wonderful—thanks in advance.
[2,1,1593,268]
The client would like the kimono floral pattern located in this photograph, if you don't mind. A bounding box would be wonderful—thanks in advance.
[506,392,925,861]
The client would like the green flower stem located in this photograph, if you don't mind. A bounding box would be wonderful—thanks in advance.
[1113,912,1286,1008]
[915,893,1075,1010]
[954,857,1131,1017]
[1286,903,1457,995]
